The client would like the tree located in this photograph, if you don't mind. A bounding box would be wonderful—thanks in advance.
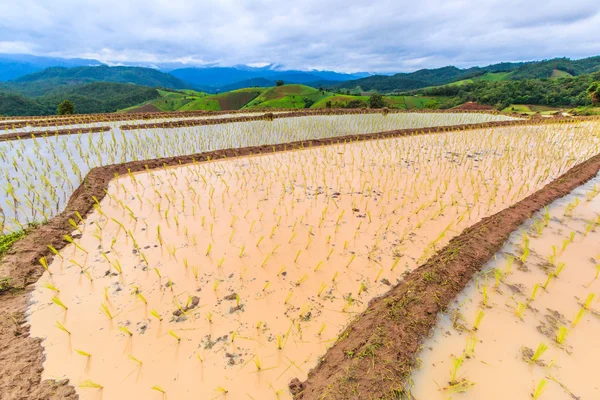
[588,82,599,105]
[325,100,332,108]
[368,93,385,108]
[423,100,440,109]
[303,97,315,108]
[276,80,285,87]
[57,99,74,115]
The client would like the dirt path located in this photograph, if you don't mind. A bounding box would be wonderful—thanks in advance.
[0,117,597,400]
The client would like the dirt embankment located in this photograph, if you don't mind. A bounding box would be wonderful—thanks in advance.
[0,126,111,143]
[0,117,598,399]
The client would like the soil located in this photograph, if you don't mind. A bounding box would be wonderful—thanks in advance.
[0,116,599,399]
[124,103,162,113]
[452,102,495,111]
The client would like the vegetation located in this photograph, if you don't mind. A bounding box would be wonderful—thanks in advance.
[57,99,74,115]
[0,82,160,116]
[588,81,600,105]
[334,56,600,93]
[418,72,600,109]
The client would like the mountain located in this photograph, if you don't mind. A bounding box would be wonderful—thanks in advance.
[0,53,103,81]
[169,65,368,91]
[10,65,189,95]
[0,82,160,116]
[333,56,600,93]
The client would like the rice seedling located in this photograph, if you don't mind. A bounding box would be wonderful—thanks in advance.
[572,308,587,327]
[119,326,133,336]
[556,326,568,344]
[151,385,166,393]
[530,283,540,301]
[464,335,477,358]
[51,296,68,311]
[449,355,464,385]
[56,321,71,335]
[470,308,485,331]
[168,330,181,343]
[529,342,548,363]
[532,379,547,399]
[79,380,104,390]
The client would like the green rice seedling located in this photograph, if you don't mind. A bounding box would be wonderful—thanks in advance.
[449,356,464,385]
[253,355,262,371]
[75,349,91,358]
[206,312,213,324]
[504,255,514,275]
[150,309,162,321]
[464,335,477,358]
[583,293,595,309]
[39,257,52,276]
[63,234,88,254]
[530,283,540,301]
[317,323,327,336]
[572,308,587,327]
[556,326,568,344]
[482,285,489,307]
[358,282,367,296]
[205,243,212,256]
[318,282,327,297]
[529,343,548,363]
[99,303,113,319]
[56,321,71,335]
[296,274,308,286]
[256,235,264,247]
[137,292,147,305]
[47,244,63,259]
[151,385,166,394]
[494,269,502,288]
[51,296,68,311]
[332,271,339,282]
[532,379,547,399]
[277,335,283,350]
[119,326,133,337]
[239,244,246,258]
[555,262,566,277]
[294,250,302,263]
[168,330,181,343]
[391,258,400,271]
[79,380,103,389]
[231,331,237,343]
[473,309,485,331]
[346,254,356,268]
[215,386,228,394]
[542,273,554,290]
[314,261,323,272]
[128,354,143,366]
[44,282,60,293]
[284,291,293,305]
[516,302,527,319]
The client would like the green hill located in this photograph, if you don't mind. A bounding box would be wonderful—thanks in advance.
[243,84,331,109]
[334,56,600,93]
[1,82,160,116]
[9,66,189,96]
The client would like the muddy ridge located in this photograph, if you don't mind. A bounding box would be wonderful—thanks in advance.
[0,126,111,143]
[0,117,597,400]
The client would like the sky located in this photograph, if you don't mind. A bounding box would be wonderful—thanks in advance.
[1,0,600,72]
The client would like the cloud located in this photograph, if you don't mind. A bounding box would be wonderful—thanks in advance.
[0,0,599,72]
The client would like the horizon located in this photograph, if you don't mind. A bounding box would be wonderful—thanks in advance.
[2,52,600,76]
[2,0,600,73]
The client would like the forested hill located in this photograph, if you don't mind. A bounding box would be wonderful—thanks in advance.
[334,56,600,92]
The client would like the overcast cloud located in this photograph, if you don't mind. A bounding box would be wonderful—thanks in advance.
[1,0,599,72]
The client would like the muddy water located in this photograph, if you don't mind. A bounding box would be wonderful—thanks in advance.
[409,174,600,399]
[28,126,600,400]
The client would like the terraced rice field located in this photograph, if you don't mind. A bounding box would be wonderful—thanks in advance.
[24,120,600,399]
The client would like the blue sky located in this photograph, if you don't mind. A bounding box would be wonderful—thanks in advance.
[1,0,599,72]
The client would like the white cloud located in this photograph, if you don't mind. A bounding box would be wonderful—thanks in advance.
[0,0,599,72]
